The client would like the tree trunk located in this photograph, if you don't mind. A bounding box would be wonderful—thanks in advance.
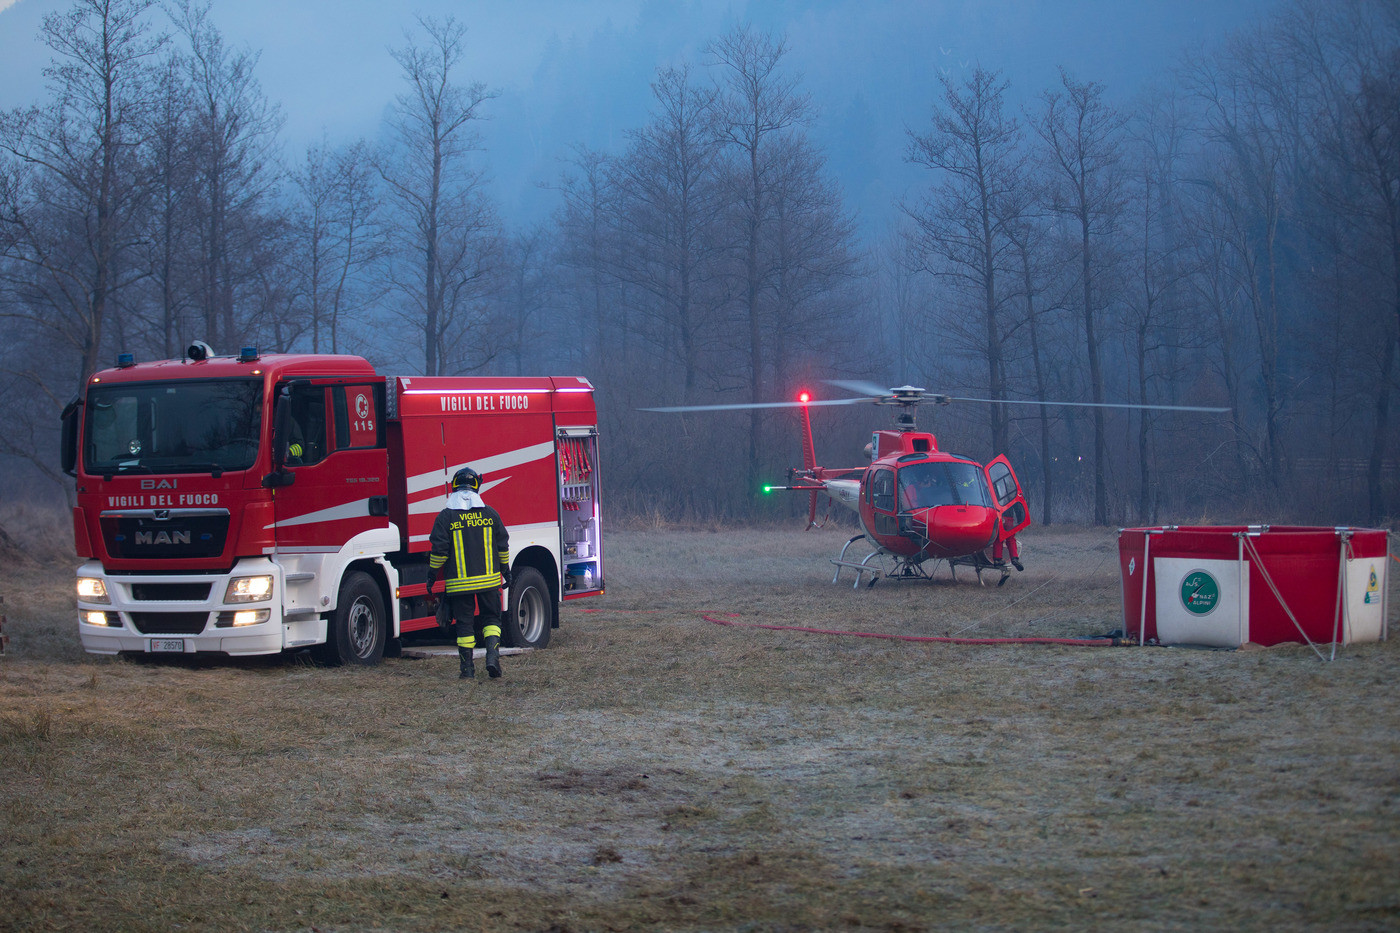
[1082,221,1108,525]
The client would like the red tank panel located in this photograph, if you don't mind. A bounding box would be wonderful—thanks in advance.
[388,376,598,552]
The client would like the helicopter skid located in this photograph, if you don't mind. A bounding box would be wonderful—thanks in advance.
[948,551,1012,587]
[831,535,885,588]
[830,535,939,588]
[832,535,1011,588]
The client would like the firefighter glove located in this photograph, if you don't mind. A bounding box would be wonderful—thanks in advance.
[500,568,512,589]
[423,572,438,608]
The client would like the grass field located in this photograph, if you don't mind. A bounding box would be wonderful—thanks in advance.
[1,523,1398,932]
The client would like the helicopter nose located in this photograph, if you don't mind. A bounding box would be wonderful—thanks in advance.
[913,505,998,555]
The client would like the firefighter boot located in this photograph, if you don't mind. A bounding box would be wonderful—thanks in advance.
[457,646,475,680]
[485,635,502,679]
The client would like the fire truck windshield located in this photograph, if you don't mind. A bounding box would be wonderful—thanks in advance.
[898,461,993,510]
[84,379,263,475]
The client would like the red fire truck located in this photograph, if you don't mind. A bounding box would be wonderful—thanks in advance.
[60,343,603,664]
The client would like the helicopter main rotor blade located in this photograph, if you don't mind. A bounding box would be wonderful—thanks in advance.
[949,395,1231,414]
[639,397,871,413]
[823,378,892,398]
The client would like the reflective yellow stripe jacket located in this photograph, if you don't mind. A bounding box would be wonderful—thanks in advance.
[428,505,510,593]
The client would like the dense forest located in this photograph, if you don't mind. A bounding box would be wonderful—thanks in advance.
[1,0,1397,527]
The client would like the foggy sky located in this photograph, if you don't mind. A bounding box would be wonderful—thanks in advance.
[0,0,1283,233]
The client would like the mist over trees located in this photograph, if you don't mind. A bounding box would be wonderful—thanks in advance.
[1,0,1397,527]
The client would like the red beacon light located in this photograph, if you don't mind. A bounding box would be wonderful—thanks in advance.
[798,391,811,403]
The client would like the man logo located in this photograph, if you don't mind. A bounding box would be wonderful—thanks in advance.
[135,530,191,546]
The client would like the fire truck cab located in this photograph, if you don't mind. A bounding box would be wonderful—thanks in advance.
[60,344,603,664]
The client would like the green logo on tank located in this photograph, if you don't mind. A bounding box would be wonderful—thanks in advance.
[1180,570,1220,616]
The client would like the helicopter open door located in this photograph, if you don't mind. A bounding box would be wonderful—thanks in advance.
[985,456,1031,538]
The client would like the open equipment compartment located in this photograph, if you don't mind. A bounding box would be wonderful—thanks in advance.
[558,426,602,594]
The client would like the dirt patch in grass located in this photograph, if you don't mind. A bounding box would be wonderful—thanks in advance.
[2,524,1398,931]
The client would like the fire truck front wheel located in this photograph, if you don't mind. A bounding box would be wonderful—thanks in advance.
[504,566,551,650]
[317,571,386,666]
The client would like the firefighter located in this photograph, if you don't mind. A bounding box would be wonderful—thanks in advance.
[423,467,512,680]
[992,529,1024,572]
[284,388,326,464]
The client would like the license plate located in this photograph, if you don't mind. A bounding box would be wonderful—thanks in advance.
[149,638,185,653]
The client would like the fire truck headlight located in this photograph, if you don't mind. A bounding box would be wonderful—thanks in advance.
[225,575,274,603]
[231,608,270,627]
[76,577,110,604]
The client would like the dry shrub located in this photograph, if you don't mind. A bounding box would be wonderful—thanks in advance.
[0,500,72,565]
[0,706,52,740]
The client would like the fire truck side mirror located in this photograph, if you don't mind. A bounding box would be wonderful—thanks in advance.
[60,398,82,477]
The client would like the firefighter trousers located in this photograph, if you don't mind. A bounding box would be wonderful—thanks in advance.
[446,588,503,650]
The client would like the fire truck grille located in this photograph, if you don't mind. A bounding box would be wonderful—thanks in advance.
[101,512,230,559]
[130,583,213,601]
[129,612,211,635]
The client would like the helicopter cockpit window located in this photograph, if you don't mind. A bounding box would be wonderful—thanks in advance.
[871,469,896,512]
[898,461,993,510]
[988,461,1018,507]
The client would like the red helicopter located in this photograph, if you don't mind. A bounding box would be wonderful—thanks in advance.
[644,380,1229,587]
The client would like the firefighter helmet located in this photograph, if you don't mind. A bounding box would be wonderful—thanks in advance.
[451,467,482,491]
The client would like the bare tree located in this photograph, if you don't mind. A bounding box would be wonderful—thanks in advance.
[1125,94,1196,522]
[136,54,199,358]
[378,15,499,376]
[708,24,812,495]
[611,64,725,400]
[551,144,620,372]
[0,0,164,388]
[1003,208,1061,524]
[872,224,933,389]
[1179,179,1254,484]
[763,133,862,393]
[1034,69,1129,525]
[906,67,1024,454]
[497,225,552,376]
[291,139,383,354]
[1340,32,1400,522]
[1283,0,1400,521]
[171,0,283,351]
[1182,17,1319,495]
